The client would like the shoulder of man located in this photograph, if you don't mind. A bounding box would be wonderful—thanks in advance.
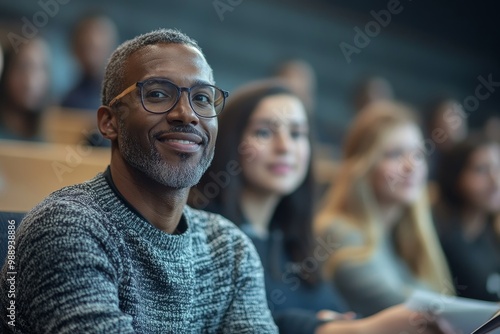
[185,206,252,243]
[184,206,260,262]
[17,180,114,246]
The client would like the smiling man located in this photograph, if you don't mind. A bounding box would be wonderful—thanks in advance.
[0,29,277,333]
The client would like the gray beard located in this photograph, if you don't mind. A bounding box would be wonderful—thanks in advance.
[118,119,213,189]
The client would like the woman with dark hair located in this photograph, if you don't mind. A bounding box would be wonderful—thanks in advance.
[190,80,454,334]
[435,133,500,302]
[194,81,315,242]
[0,36,51,141]
[190,79,349,333]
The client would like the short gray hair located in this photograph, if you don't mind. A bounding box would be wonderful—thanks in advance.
[101,28,211,106]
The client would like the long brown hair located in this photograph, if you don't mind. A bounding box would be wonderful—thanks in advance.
[190,80,317,277]
[315,100,454,294]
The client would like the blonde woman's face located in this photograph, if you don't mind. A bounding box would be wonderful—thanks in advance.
[370,123,428,205]
[239,94,310,196]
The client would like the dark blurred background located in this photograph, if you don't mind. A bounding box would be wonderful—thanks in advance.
[1,0,498,145]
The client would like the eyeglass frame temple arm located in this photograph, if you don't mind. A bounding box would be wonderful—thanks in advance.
[108,83,138,107]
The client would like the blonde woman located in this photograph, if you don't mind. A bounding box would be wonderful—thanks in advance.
[315,100,454,317]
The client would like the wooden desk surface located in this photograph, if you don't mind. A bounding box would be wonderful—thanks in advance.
[0,140,110,212]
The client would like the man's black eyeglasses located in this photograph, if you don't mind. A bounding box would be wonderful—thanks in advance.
[108,78,229,118]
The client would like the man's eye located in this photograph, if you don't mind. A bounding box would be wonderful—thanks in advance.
[193,93,213,105]
[146,90,169,99]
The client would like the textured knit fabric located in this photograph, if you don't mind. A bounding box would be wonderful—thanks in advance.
[0,172,278,333]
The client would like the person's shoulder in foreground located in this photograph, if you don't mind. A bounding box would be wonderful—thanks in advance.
[1,176,275,333]
[0,27,277,333]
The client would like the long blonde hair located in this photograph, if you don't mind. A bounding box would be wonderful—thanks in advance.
[315,100,454,295]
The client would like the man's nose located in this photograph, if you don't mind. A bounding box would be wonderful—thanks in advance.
[165,91,199,125]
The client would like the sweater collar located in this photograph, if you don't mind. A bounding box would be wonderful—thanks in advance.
[88,168,193,252]
[102,166,187,235]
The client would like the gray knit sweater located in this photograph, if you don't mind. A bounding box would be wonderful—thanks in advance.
[0,172,277,333]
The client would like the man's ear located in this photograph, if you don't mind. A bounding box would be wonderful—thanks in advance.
[97,106,118,141]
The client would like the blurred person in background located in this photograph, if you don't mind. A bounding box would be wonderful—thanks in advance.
[485,115,500,143]
[190,79,350,334]
[435,133,500,302]
[424,96,468,181]
[272,58,342,158]
[0,41,3,76]
[0,36,51,141]
[273,59,317,114]
[329,74,395,153]
[315,101,455,317]
[351,75,394,114]
[61,11,118,111]
[191,81,453,334]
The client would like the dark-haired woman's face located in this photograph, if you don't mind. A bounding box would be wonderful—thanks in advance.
[239,94,310,196]
[459,144,500,212]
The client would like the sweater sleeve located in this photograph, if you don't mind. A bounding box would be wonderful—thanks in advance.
[1,200,135,333]
[220,233,278,333]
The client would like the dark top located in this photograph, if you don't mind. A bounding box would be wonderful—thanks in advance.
[203,200,349,333]
[436,211,500,302]
[241,223,349,334]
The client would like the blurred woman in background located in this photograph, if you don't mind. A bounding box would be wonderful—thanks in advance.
[315,101,454,317]
[435,134,500,302]
[191,82,452,334]
[0,37,51,141]
[190,80,350,333]
[424,96,468,181]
